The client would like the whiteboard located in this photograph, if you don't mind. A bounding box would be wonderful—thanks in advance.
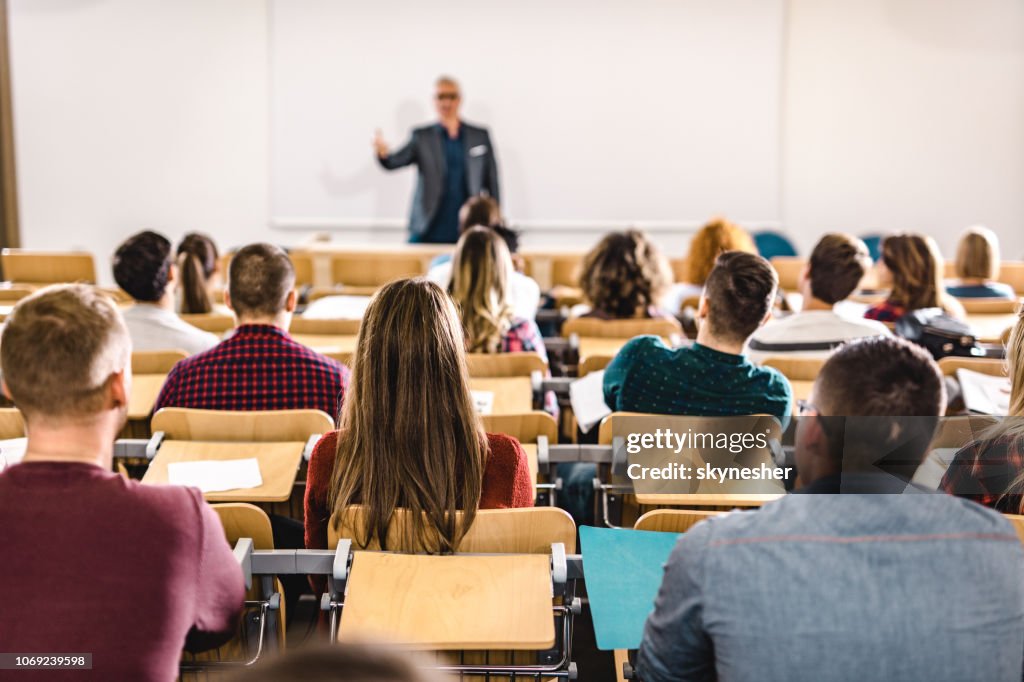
[270,0,784,229]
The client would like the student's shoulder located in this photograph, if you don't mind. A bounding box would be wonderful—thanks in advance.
[619,334,673,357]
[485,431,524,458]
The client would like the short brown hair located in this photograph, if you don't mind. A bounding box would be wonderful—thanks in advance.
[955,226,1000,281]
[579,230,671,319]
[1,284,130,419]
[703,251,778,343]
[807,233,872,304]
[227,243,295,318]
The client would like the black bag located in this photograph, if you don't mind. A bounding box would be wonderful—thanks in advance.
[895,307,981,359]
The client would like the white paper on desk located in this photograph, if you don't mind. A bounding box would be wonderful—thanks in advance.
[571,370,612,434]
[958,368,1011,415]
[471,390,495,415]
[167,458,263,493]
[0,437,28,472]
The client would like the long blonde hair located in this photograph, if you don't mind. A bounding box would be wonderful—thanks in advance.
[449,226,515,353]
[328,279,487,553]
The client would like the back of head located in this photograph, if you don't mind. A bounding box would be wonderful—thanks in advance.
[459,195,502,233]
[227,243,295,319]
[177,232,219,314]
[579,229,671,318]
[813,336,945,475]
[685,218,757,285]
[112,230,172,302]
[450,226,514,353]
[1,284,130,421]
[955,225,1000,281]
[808,233,872,304]
[329,278,486,553]
[702,251,778,343]
[1008,313,1024,418]
[228,643,445,682]
[881,233,944,310]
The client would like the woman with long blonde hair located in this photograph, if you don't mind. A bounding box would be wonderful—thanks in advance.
[865,233,965,322]
[303,278,533,553]
[940,309,1024,510]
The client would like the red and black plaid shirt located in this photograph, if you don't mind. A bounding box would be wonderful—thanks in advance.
[153,324,350,419]
[940,434,1024,512]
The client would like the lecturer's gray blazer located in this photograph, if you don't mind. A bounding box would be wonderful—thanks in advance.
[377,122,500,238]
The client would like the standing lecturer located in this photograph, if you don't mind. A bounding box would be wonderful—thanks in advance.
[374,76,500,244]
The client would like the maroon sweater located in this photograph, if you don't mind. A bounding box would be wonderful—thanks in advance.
[0,462,245,682]
[304,430,535,549]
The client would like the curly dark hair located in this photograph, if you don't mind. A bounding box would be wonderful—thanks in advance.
[578,230,671,318]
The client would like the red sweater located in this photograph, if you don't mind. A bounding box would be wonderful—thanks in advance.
[0,462,245,682]
[304,430,535,549]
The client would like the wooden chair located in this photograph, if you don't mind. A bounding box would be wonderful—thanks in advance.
[999,261,1024,295]
[669,257,688,283]
[769,256,805,292]
[937,356,1006,378]
[0,407,25,439]
[0,285,33,302]
[521,252,583,291]
[131,349,187,375]
[151,407,333,442]
[466,352,547,377]
[288,317,360,356]
[562,317,683,340]
[0,249,96,284]
[958,297,1021,315]
[289,251,315,289]
[634,508,724,533]
[761,356,825,403]
[482,411,559,501]
[930,415,998,450]
[125,351,190,433]
[180,312,234,334]
[1003,514,1024,544]
[580,354,615,377]
[465,353,547,416]
[330,253,424,294]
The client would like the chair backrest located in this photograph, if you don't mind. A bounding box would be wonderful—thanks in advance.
[579,354,614,377]
[0,249,96,284]
[212,503,275,549]
[481,411,558,444]
[937,356,1006,378]
[958,297,1021,315]
[466,352,547,377]
[999,261,1024,295]
[931,415,999,450]
[331,254,424,287]
[634,509,723,533]
[330,505,577,553]
[768,256,805,291]
[180,312,235,333]
[131,349,188,375]
[289,251,315,288]
[1003,514,1024,544]
[151,407,333,442]
[0,285,33,302]
[0,407,25,440]
[289,317,362,336]
[761,356,827,382]
[669,257,688,283]
[562,316,683,340]
[754,231,798,260]
[521,253,582,291]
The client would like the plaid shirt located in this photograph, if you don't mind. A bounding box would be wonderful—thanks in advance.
[864,299,907,323]
[940,435,1024,512]
[500,318,547,358]
[153,324,350,418]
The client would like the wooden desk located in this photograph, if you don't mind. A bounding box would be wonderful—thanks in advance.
[577,338,628,362]
[141,441,304,502]
[340,552,555,650]
[966,314,1017,344]
[128,374,167,420]
[291,334,359,355]
[634,493,783,507]
[469,377,534,415]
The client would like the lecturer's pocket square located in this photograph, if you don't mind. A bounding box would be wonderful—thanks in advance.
[469,144,489,157]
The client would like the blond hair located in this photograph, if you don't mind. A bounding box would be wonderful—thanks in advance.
[328,279,486,553]
[450,226,515,353]
[1,284,130,419]
[685,218,757,285]
[955,226,1001,282]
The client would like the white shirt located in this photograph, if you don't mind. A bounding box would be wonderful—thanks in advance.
[122,303,220,356]
[427,262,541,320]
[301,295,373,320]
[746,309,890,364]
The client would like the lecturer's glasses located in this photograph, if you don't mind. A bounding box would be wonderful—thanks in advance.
[435,92,459,101]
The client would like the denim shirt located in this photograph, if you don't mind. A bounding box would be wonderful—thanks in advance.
[636,478,1024,682]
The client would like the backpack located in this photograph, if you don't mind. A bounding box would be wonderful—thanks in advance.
[895,307,981,360]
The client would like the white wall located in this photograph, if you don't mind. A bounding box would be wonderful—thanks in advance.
[8,0,271,286]
[8,0,1024,276]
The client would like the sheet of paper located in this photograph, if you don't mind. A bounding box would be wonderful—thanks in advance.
[470,390,495,415]
[167,458,263,493]
[571,370,612,434]
[957,368,1011,415]
[0,437,28,472]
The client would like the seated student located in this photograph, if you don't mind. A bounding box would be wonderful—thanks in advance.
[946,225,1016,299]
[574,229,675,320]
[663,217,758,314]
[304,278,533,552]
[0,284,244,681]
[427,196,540,320]
[747,233,889,363]
[940,310,1024,510]
[154,243,349,416]
[113,230,219,355]
[636,336,1024,682]
[604,251,792,420]
[865,232,966,323]
[177,231,232,314]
